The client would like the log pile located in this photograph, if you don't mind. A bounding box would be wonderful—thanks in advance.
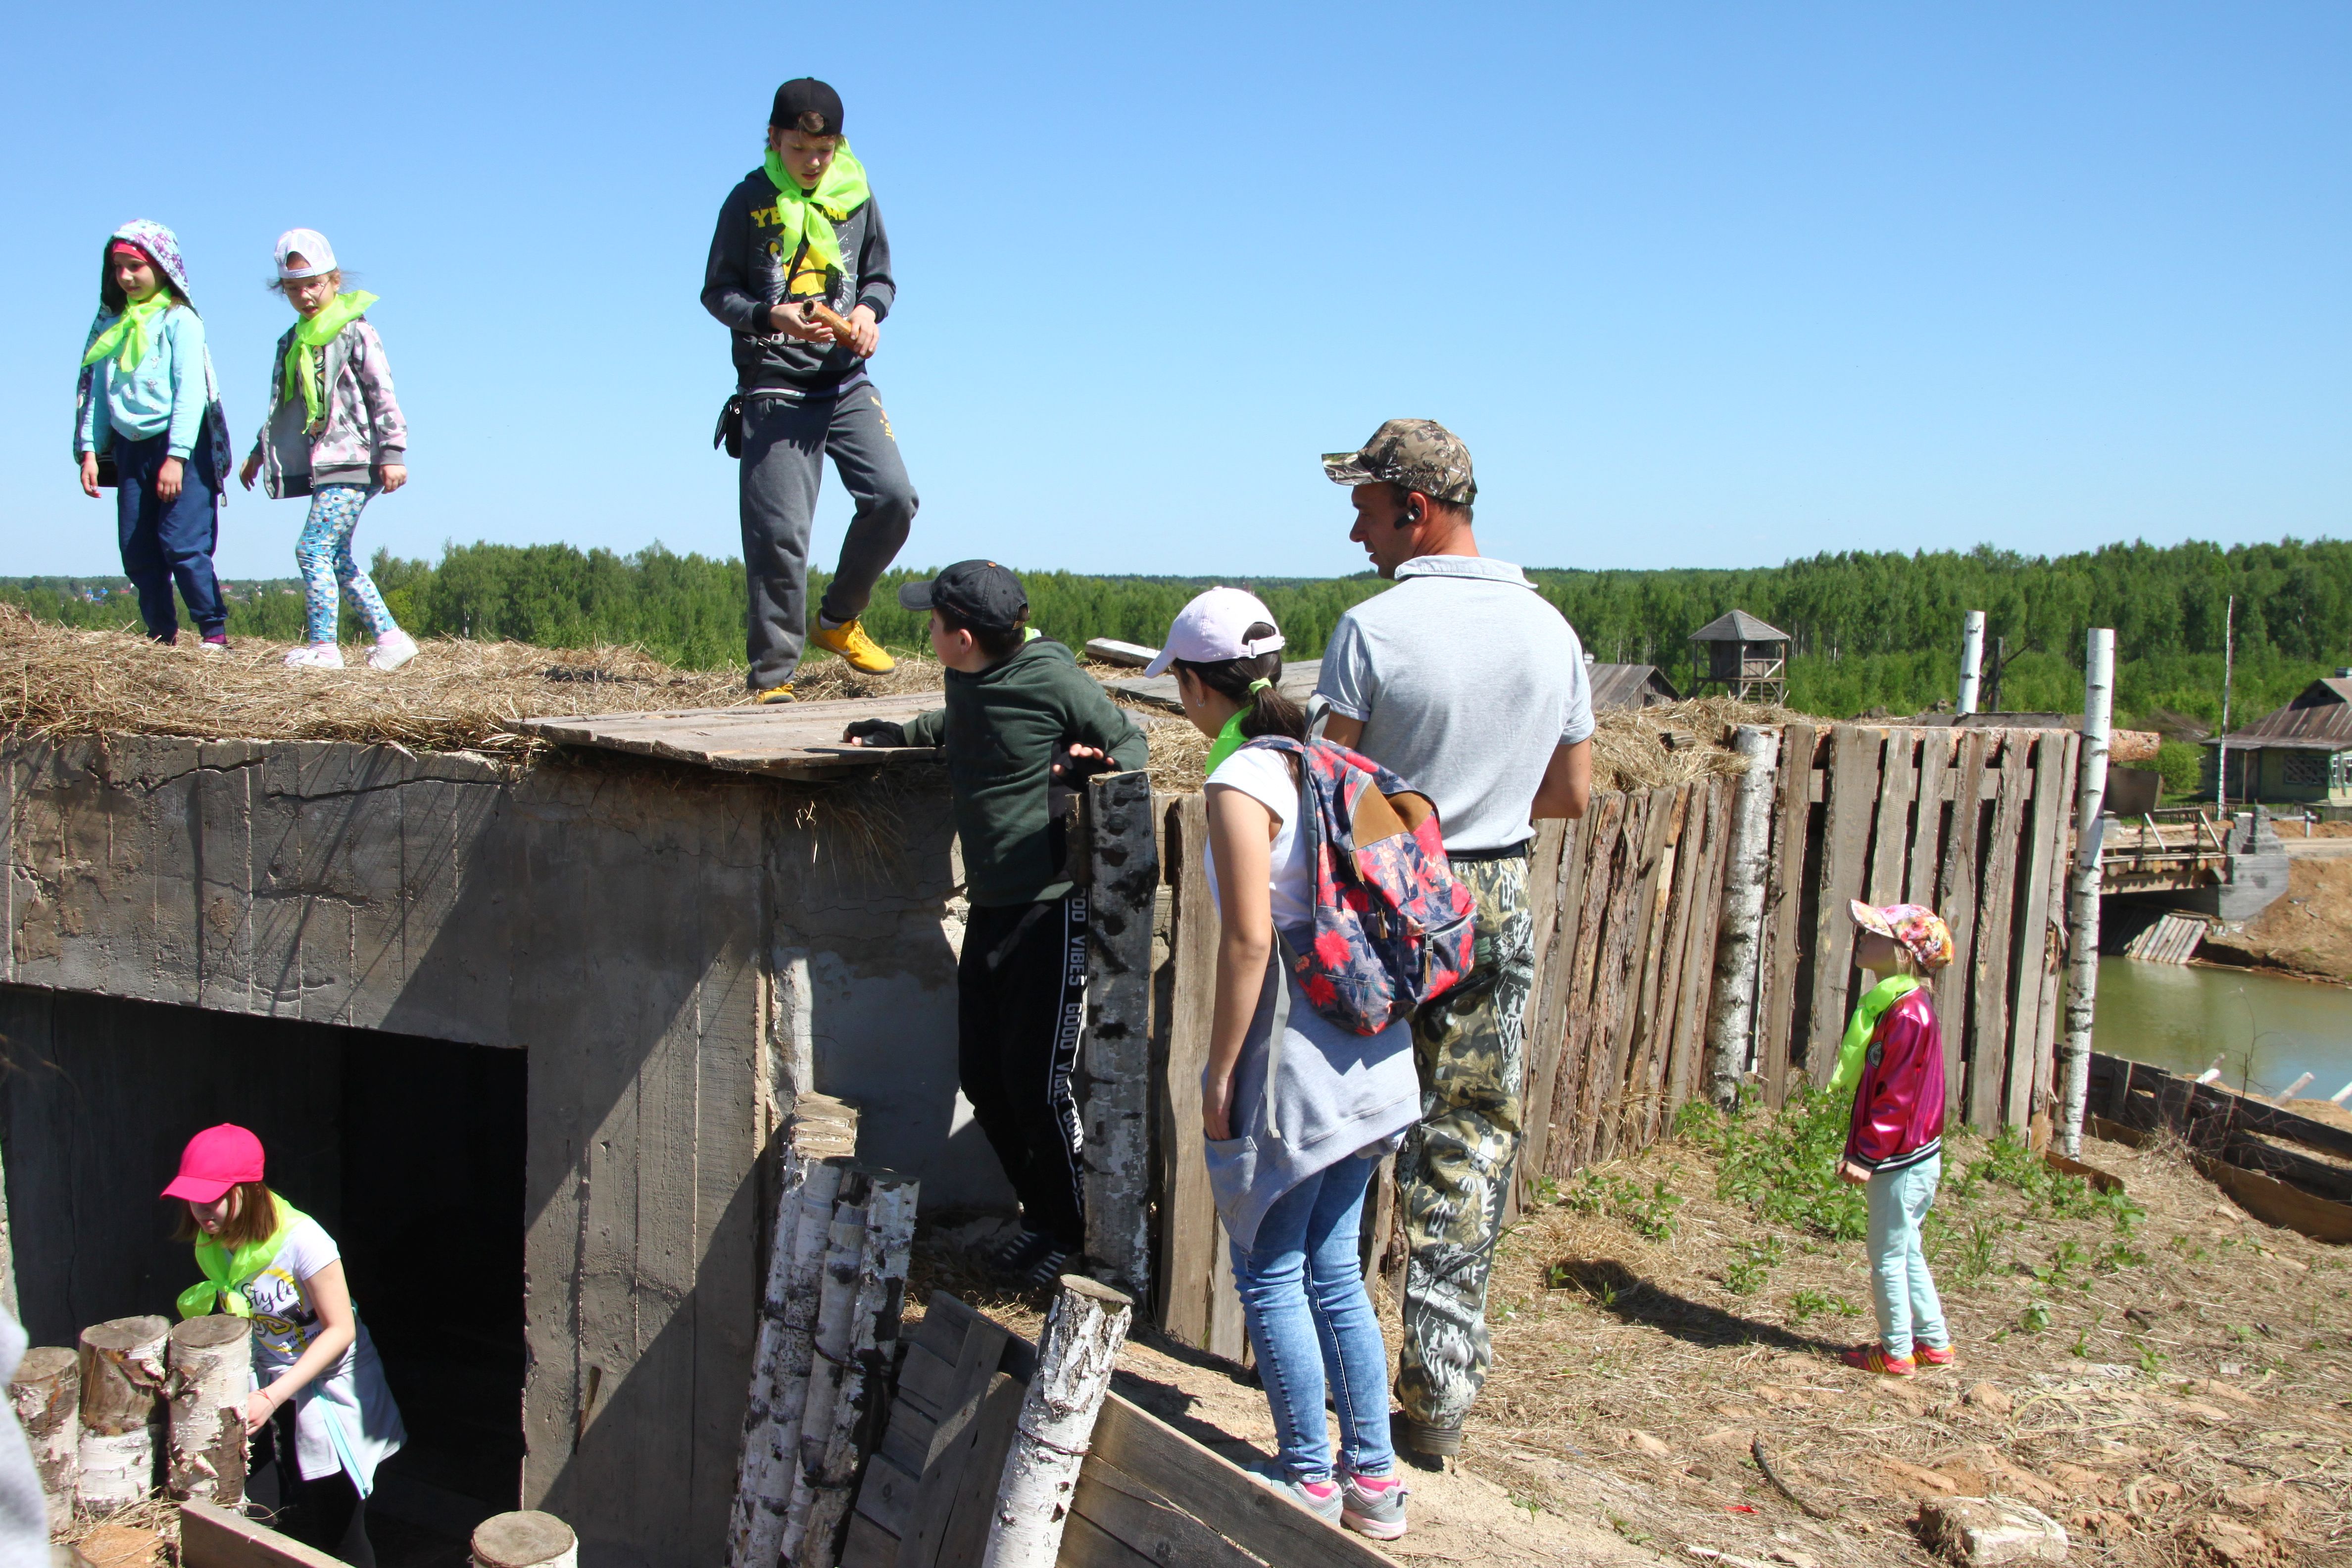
[726,1094,918,1568]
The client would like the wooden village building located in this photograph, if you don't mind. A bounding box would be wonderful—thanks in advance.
[0,682,2100,1564]
[1687,610,1790,705]
[2204,672,2352,808]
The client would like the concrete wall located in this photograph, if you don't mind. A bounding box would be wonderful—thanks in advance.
[0,735,998,1567]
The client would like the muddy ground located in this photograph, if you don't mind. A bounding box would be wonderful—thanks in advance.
[913,1104,2352,1568]
[2207,856,2352,986]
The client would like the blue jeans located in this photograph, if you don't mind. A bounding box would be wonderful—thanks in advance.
[112,432,224,640]
[1227,1154,1394,1483]
[1866,1153,1949,1358]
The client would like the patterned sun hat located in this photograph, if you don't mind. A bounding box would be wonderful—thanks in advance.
[1849,900,1955,971]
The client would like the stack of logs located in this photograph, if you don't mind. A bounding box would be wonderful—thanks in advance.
[728,1094,918,1568]
[8,1311,257,1526]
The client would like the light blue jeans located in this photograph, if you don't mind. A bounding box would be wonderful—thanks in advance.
[1866,1153,1949,1359]
[1227,1154,1395,1483]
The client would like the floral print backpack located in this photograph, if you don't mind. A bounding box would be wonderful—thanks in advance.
[1240,736,1477,1034]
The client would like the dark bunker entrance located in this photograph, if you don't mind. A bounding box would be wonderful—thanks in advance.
[0,985,526,1555]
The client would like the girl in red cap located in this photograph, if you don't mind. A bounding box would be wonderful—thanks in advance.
[165,1125,403,1564]
[1833,902,1959,1377]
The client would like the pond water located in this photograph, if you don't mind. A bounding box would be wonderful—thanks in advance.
[2092,955,2352,1100]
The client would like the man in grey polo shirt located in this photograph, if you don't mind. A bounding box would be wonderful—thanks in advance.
[1316,418,1593,1464]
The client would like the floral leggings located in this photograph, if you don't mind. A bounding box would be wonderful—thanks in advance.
[296,485,399,645]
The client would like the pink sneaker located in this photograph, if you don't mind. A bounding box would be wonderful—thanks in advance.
[1341,1470,1408,1539]
[1842,1344,1916,1376]
[1915,1344,1957,1369]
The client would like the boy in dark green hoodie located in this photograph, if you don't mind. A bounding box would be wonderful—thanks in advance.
[843,562,1148,1282]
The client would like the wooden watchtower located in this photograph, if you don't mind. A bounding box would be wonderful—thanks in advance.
[1688,609,1791,704]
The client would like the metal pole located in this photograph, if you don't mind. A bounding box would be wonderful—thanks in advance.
[2060,628,2115,1157]
[1957,610,1985,716]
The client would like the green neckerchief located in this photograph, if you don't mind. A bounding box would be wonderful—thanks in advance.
[282,292,379,433]
[1828,973,1922,1105]
[81,294,172,374]
[177,1193,309,1320]
[1203,681,1275,776]
[761,140,870,297]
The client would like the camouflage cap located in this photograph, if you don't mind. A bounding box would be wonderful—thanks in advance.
[1321,418,1476,505]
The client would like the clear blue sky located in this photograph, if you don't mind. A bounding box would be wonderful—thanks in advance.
[2,2,2344,581]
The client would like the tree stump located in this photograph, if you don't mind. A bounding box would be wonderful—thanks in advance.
[9,1346,78,1531]
[77,1317,169,1517]
[981,1276,1134,1568]
[471,1510,579,1568]
[167,1315,251,1504]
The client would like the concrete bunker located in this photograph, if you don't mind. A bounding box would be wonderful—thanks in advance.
[0,728,994,1566]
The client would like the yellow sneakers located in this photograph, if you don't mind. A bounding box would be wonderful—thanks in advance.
[754,683,795,705]
[808,618,896,674]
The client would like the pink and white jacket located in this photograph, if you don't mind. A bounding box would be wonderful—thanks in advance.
[247,317,406,497]
[1842,986,1945,1173]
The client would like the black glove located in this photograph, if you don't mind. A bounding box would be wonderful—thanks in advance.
[842,719,908,747]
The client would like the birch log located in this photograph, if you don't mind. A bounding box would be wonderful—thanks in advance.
[77,1317,169,1516]
[10,1346,77,1531]
[471,1511,579,1568]
[727,1104,856,1568]
[1079,770,1159,1298]
[791,1171,918,1568]
[980,1277,1134,1568]
[166,1315,251,1504]
[2059,629,2114,1157]
[1703,726,1780,1107]
[780,1171,873,1561]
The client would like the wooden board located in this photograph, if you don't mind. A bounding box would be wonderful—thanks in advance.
[1517,815,1587,1197]
[180,1500,349,1568]
[520,696,947,779]
[1071,1461,1270,1568]
[1806,727,1884,1086]
[1666,778,1735,1121]
[1106,660,1322,712]
[1757,724,1817,1107]
[1969,735,2031,1129]
[2032,732,2080,1119]
[1906,731,1955,908]
[1935,729,1993,1124]
[1618,786,1689,1149]
[888,1314,1014,1568]
[1578,789,1655,1167]
[1865,731,1916,907]
[1155,795,1221,1350]
[1547,792,1625,1174]
[2004,734,2067,1126]
[1506,820,1571,1218]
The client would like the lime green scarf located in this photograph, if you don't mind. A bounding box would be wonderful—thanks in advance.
[281,292,379,433]
[177,1192,308,1320]
[1828,973,1922,1104]
[81,294,172,374]
[761,140,870,296]
[1203,681,1275,777]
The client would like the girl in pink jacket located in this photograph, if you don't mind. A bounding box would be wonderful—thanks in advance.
[1835,900,1957,1376]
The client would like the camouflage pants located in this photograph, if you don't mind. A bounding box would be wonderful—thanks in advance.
[1393,854,1533,1442]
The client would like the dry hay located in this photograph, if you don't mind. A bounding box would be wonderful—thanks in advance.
[1589,694,1801,793]
[0,604,749,757]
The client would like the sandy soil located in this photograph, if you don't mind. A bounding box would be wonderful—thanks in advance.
[913,1113,2352,1568]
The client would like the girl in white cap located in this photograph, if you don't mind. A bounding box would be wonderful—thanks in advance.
[239,229,416,672]
[1158,587,1416,1539]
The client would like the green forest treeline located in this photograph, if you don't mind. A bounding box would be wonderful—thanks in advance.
[9,537,2351,734]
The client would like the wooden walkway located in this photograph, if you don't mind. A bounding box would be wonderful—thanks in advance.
[518,695,944,779]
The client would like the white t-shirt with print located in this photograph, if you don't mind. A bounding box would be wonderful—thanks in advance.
[242,1217,345,1376]
[1203,745,1312,930]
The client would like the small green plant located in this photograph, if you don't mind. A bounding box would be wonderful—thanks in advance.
[2169,1235,2207,1263]
[1528,1172,1563,1206]
[2019,1300,2052,1334]
[2070,1327,2092,1357]
[1625,1176,1684,1241]
[1562,1168,1682,1240]
[2135,1342,2170,1375]
[2096,1240,2148,1273]
[1706,1088,1866,1240]
[1951,1217,2007,1285]
[1788,1287,1861,1323]
[1724,1256,1768,1295]
[2030,1239,2088,1290]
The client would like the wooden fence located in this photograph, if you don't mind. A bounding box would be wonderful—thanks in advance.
[1135,722,2080,1356]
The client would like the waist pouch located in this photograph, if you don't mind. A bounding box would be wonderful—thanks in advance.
[713,394,744,458]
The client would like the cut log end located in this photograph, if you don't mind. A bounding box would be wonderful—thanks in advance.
[471,1510,580,1568]
[168,1315,249,1352]
[1051,1274,1134,1311]
[79,1317,170,1357]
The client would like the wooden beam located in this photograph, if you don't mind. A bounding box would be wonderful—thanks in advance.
[1806,727,1885,1086]
[1517,816,1584,1200]
[1154,796,1219,1349]
[1935,730,1992,1125]
[1080,771,1160,1299]
[1865,730,1916,907]
[179,1500,348,1568]
[1970,735,2031,1129]
[1757,724,1817,1107]
[1548,792,1625,1175]
[1906,731,1956,908]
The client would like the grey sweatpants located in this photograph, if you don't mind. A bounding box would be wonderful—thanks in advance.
[739,379,919,691]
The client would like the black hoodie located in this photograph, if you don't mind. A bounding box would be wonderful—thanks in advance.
[701,166,895,396]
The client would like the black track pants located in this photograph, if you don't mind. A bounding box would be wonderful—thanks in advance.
[958,893,1089,1249]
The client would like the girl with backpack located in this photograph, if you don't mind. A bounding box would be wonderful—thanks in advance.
[165,1124,405,1565]
[1152,587,1428,1540]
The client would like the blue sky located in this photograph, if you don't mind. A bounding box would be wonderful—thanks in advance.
[1,2,2344,580]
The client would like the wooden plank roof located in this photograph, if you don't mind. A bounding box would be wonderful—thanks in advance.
[1688,609,1791,643]
[518,695,947,777]
[2213,677,2352,750]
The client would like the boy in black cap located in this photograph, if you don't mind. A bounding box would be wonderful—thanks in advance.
[843,563,1149,1282]
[703,77,917,700]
